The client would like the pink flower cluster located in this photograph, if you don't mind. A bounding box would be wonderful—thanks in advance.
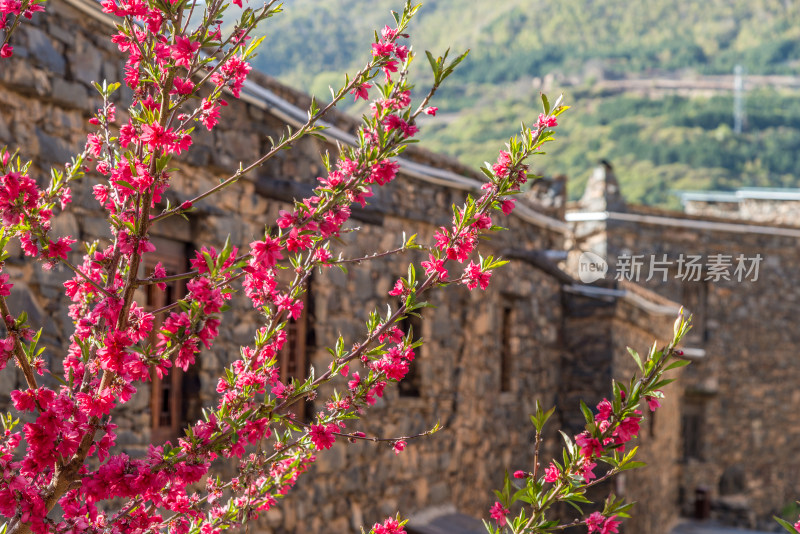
[586,512,621,534]
[490,501,510,526]
[371,517,406,534]
[0,0,568,529]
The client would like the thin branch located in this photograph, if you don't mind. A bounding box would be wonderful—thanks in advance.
[329,245,417,265]
[0,295,38,391]
[59,258,113,298]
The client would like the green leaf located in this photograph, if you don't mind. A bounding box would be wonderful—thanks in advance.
[580,400,594,425]
[665,359,691,371]
[651,378,676,389]
[619,461,647,471]
[541,93,551,116]
[627,347,643,372]
[425,50,439,79]
[775,516,797,533]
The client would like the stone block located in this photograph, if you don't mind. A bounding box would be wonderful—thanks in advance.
[24,26,66,75]
[66,34,103,87]
[47,20,76,47]
[35,126,75,165]
[51,78,90,111]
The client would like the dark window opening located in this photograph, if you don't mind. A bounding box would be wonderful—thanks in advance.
[682,399,705,461]
[681,282,708,345]
[500,300,513,392]
[277,276,313,420]
[649,410,656,438]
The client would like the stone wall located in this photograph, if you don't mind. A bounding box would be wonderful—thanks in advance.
[562,285,683,534]
[0,2,684,532]
[0,0,573,531]
[685,197,800,227]
[572,195,800,530]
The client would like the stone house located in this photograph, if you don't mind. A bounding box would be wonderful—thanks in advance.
[569,166,800,530]
[0,0,688,532]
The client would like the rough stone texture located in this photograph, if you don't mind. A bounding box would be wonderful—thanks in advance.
[0,3,682,533]
[686,196,800,227]
[562,286,683,534]
[572,174,800,531]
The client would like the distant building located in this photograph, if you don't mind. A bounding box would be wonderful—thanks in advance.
[569,177,800,530]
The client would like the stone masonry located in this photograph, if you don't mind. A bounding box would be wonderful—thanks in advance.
[570,168,800,531]
[0,2,685,533]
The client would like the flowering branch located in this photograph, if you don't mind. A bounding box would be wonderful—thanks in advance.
[485,314,692,534]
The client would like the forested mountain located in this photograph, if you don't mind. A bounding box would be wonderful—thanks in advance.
[244,0,800,207]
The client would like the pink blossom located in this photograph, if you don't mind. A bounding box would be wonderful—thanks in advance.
[489,501,509,526]
[171,77,194,95]
[372,517,405,534]
[596,398,613,421]
[211,55,251,98]
[462,262,491,290]
[537,113,558,128]
[544,463,560,483]
[86,133,103,157]
[500,199,516,215]
[309,423,336,451]
[575,432,603,458]
[170,35,200,66]
[153,262,167,291]
[370,160,400,185]
[613,413,641,444]
[351,82,372,101]
[250,236,283,268]
[421,254,448,281]
[578,459,597,482]
[492,150,512,178]
[602,515,621,534]
[646,392,662,412]
[0,273,11,296]
[372,41,394,58]
[586,512,605,533]
[200,98,223,130]
[46,236,76,261]
[392,440,406,454]
[388,279,406,296]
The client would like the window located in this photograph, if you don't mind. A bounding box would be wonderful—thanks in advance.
[276,274,314,419]
[500,297,514,392]
[144,237,198,444]
[682,398,705,461]
[680,282,708,345]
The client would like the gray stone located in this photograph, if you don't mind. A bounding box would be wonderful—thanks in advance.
[6,283,58,342]
[81,216,115,240]
[66,34,102,87]
[47,21,76,47]
[25,26,66,75]
[51,78,90,110]
[35,127,75,165]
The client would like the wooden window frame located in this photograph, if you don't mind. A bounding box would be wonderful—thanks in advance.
[276,274,313,419]
[144,237,191,444]
[500,296,515,393]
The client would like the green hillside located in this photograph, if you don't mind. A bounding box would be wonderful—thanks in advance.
[245,0,800,207]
